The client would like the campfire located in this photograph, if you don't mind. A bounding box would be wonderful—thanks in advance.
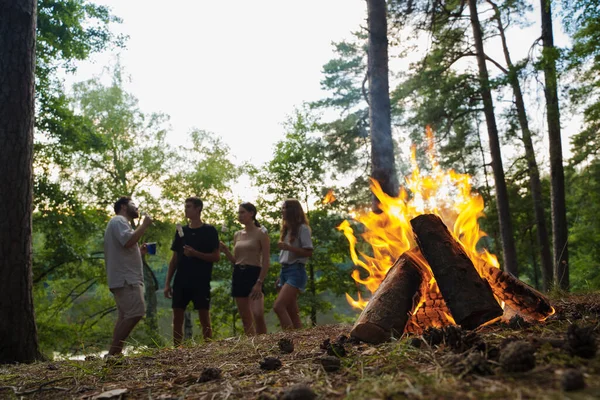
[338,127,555,344]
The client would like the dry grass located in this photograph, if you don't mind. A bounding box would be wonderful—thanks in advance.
[1,293,599,399]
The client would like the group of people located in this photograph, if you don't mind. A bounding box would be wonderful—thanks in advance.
[103,196,313,356]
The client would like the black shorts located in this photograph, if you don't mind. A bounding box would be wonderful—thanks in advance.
[231,265,263,297]
[172,286,211,310]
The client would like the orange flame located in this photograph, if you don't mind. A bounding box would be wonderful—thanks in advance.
[322,189,336,205]
[339,126,499,311]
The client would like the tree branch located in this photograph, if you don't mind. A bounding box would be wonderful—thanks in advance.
[84,306,118,329]
[34,254,103,283]
[49,278,98,318]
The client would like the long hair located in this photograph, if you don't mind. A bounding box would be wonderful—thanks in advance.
[240,202,260,227]
[280,199,309,242]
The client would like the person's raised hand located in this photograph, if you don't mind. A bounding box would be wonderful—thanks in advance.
[141,213,153,227]
[219,241,228,253]
[183,245,196,257]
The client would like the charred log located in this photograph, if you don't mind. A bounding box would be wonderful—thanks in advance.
[350,252,423,344]
[405,284,452,333]
[411,214,503,329]
[482,265,554,320]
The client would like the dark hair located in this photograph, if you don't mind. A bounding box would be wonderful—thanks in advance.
[240,202,260,227]
[185,197,203,211]
[280,199,309,242]
[114,196,132,215]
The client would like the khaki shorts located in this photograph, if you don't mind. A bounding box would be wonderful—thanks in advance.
[111,283,146,319]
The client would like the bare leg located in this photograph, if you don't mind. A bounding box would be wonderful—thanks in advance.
[235,297,256,335]
[273,284,300,330]
[108,315,142,355]
[250,294,267,334]
[287,296,302,329]
[108,310,124,355]
[173,308,185,346]
[198,309,212,340]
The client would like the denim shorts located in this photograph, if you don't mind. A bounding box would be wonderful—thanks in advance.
[278,262,307,291]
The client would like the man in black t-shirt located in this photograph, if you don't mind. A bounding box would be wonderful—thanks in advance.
[164,197,219,345]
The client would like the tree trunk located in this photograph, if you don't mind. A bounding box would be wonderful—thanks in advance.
[143,261,161,344]
[540,0,569,290]
[488,0,554,291]
[0,0,41,363]
[304,204,317,326]
[309,262,317,326]
[468,0,519,276]
[367,0,399,209]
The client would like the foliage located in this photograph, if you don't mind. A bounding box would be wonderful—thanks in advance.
[36,0,126,163]
[563,0,600,166]
[566,161,600,290]
[69,64,174,210]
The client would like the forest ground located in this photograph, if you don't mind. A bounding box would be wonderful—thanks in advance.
[1,293,599,399]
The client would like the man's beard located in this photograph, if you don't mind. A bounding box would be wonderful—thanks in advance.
[129,209,139,219]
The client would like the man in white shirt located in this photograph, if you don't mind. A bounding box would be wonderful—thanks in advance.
[104,196,152,356]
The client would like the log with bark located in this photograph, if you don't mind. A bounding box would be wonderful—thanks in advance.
[350,252,423,344]
[482,264,554,320]
[410,214,503,330]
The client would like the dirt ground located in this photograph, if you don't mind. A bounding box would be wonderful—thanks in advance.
[1,293,599,399]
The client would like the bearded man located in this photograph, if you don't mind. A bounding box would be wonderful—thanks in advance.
[103,196,152,356]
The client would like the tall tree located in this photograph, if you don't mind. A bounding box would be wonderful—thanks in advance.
[367,0,399,208]
[539,0,569,289]
[486,0,554,290]
[0,0,41,363]
[468,0,519,276]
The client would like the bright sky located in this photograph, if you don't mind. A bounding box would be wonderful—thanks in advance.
[69,0,367,169]
[67,0,580,205]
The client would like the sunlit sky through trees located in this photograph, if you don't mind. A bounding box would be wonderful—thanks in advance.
[65,1,364,163]
[64,0,579,202]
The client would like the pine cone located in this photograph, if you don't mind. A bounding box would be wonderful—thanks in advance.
[499,341,536,372]
[318,355,341,372]
[198,367,221,382]
[278,338,294,354]
[560,369,585,391]
[281,384,316,400]
[259,357,282,371]
[567,324,597,359]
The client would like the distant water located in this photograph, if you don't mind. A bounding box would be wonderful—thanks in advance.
[53,346,139,361]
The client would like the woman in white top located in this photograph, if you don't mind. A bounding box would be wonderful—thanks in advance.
[273,199,313,330]
[220,202,270,335]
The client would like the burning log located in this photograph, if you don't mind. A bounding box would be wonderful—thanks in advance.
[406,287,452,333]
[482,265,554,321]
[350,252,423,344]
[410,214,503,330]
